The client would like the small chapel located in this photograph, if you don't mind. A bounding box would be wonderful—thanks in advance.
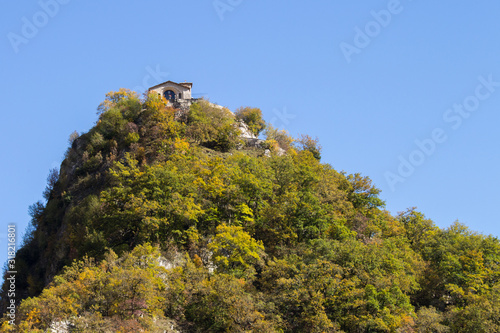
[148,80,199,109]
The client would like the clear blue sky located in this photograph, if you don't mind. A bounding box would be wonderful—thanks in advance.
[2,1,500,268]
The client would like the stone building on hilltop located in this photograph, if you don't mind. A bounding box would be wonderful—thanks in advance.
[148,80,257,141]
[148,80,199,109]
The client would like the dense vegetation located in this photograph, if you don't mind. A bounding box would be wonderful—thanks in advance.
[1,89,499,332]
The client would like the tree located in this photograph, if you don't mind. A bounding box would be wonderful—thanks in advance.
[186,100,241,151]
[42,168,59,201]
[96,88,140,116]
[235,107,266,136]
[264,123,294,152]
[295,134,322,160]
[345,173,385,212]
[398,208,438,252]
[185,274,276,332]
[414,307,449,333]
[208,224,264,278]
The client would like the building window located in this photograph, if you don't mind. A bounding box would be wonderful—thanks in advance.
[179,93,182,99]
[164,90,176,101]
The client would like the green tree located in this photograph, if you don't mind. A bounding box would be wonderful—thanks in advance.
[345,173,385,212]
[398,208,439,252]
[97,88,140,116]
[208,224,264,278]
[295,134,322,160]
[235,106,266,136]
[264,123,294,152]
[414,307,449,333]
[187,100,241,151]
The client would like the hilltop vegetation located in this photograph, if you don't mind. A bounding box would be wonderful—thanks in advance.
[1,90,500,332]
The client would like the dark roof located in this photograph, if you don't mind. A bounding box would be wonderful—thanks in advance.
[148,80,193,91]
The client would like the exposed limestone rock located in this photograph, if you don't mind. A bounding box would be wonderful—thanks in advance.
[238,121,256,140]
[49,320,72,333]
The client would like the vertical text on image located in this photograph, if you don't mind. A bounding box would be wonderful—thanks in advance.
[6,224,17,326]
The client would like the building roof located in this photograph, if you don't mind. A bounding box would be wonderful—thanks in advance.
[148,80,193,91]
[179,82,193,88]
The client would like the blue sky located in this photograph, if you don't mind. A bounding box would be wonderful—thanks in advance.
[2,1,500,267]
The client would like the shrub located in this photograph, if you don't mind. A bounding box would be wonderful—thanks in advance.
[235,107,266,136]
[186,100,241,151]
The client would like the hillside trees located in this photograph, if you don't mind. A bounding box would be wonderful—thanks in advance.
[2,89,499,332]
[5,244,167,332]
[399,210,500,332]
